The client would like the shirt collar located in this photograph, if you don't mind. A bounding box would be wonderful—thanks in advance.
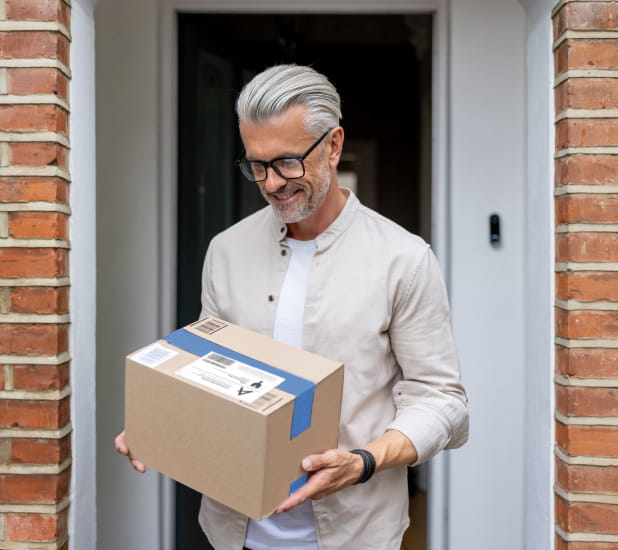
[269,189,360,249]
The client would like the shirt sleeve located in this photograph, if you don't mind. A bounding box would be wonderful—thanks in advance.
[385,247,469,465]
[199,241,220,320]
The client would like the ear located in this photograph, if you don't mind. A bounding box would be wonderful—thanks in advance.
[328,126,344,168]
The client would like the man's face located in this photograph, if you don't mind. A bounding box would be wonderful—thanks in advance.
[239,105,332,224]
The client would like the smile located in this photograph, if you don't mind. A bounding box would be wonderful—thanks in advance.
[267,184,305,203]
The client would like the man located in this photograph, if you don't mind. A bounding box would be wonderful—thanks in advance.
[116,64,468,550]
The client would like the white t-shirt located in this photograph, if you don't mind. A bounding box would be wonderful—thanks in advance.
[244,237,318,550]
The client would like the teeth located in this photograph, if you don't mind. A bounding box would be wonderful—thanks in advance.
[273,189,298,200]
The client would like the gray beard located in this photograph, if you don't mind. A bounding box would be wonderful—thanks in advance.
[265,171,331,224]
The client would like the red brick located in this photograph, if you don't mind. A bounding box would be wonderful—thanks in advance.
[0,324,68,355]
[0,32,69,64]
[557,385,618,416]
[556,119,618,149]
[10,435,70,464]
[557,346,618,378]
[555,194,618,225]
[556,493,568,528]
[10,287,69,314]
[6,508,68,542]
[0,105,67,134]
[7,0,69,26]
[0,367,4,390]
[556,384,569,415]
[556,532,565,550]
[0,248,67,277]
[9,143,68,169]
[556,79,618,112]
[8,67,69,99]
[61,0,70,30]
[556,459,618,494]
[556,233,618,262]
[8,211,68,239]
[556,155,618,186]
[0,397,69,429]
[555,40,618,75]
[556,541,618,550]
[556,495,618,535]
[13,363,69,391]
[0,468,69,504]
[0,178,68,203]
[556,308,618,339]
[556,421,618,457]
[554,3,618,38]
[556,272,618,302]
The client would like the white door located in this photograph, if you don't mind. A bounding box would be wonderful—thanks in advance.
[447,1,530,549]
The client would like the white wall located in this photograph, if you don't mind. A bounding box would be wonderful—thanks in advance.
[94,1,162,548]
[448,1,527,548]
[69,0,98,547]
[520,0,555,547]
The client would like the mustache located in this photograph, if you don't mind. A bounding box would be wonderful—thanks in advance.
[264,182,304,197]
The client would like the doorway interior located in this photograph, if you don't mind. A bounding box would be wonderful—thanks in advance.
[176,12,433,550]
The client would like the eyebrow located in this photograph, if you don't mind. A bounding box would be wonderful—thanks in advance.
[244,150,303,162]
[242,128,332,163]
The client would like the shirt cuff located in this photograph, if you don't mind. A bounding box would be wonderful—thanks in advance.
[386,400,469,465]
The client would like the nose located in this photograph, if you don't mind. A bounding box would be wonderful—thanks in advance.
[261,166,287,192]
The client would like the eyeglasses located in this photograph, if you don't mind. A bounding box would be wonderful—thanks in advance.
[235,128,333,183]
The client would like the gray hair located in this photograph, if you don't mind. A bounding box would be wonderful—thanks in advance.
[236,64,342,136]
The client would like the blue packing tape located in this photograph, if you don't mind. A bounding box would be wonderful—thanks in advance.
[164,328,315,439]
[289,473,308,495]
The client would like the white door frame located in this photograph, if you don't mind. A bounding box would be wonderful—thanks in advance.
[157,2,451,549]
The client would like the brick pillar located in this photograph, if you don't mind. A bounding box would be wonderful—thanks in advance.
[0,1,71,548]
[553,1,618,548]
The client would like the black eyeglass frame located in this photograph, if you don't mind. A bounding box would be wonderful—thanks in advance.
[235,127,334,183]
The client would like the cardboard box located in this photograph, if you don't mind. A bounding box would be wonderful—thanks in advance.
[125,316,344,520]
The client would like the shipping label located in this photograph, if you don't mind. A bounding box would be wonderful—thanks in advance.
[176,351,285,404]
[132,343,178,368]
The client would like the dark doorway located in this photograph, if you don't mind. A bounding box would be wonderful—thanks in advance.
[176,12,432,550]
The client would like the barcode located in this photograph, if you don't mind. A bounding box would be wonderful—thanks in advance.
[192,317,227,336]
[244,392,284,412]
[133,343,178,368]
[204,352,235,368]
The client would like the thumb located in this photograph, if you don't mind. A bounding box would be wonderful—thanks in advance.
[301,456,315,471]
[302,450,337,472]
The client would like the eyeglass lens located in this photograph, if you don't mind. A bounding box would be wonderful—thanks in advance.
[238,158,304,182]
[237,128,333,183]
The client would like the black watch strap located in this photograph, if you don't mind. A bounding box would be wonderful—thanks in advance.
[350,448,376,484]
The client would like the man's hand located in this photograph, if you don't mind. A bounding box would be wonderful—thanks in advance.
[114,430,147,473]
[275,430,418,514]
[275,449,364,514]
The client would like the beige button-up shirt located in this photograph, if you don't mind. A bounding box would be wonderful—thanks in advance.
[198,191,468,550]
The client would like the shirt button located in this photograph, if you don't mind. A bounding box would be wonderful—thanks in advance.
[280,227,285,233]
[268,295,275,302]
[281,249,287,256]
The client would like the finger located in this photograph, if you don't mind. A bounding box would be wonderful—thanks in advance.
[114,431,128,455]
[275,482,314,514]
[130,457,147,474]
[301,449,340,472]
[275,467,335,514]
[276,494,301,514]
[114,431,147,473]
